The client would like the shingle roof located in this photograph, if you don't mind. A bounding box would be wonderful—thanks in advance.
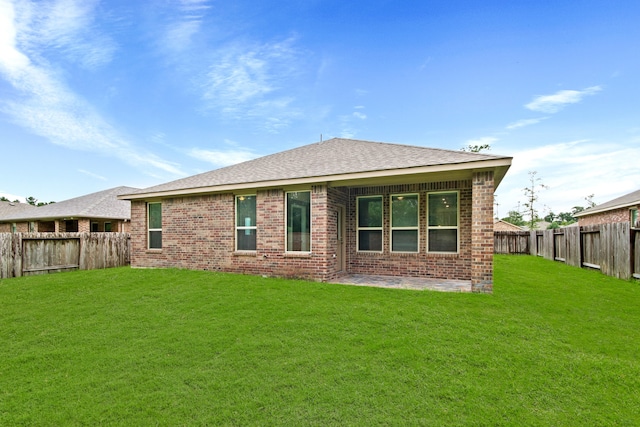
[0,201,39,219]
[0,186,139,222]
[121,138,512,198]
[574,188,640,217]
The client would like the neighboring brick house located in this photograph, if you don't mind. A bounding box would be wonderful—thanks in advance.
[120,138,512,292]
[574,188,640,228]
[494,219,524,232]
[0,186,138,233]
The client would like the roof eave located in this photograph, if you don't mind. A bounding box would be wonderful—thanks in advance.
[120,158,512,200]
[574,201,640,217]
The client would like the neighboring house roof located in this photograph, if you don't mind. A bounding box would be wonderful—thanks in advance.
[0,201,39,219]
[121,138,512,200]
[494,219,524,231]
[0,186,139,222]
[574,188,640,218]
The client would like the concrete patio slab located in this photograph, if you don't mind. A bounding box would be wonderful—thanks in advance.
[328,274,472,292]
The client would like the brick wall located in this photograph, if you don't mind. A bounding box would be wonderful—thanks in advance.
[130,187,333,281]
[344,181,473,282]
[471,171,495,292]
[578,206,638,226]
[129,178,495,287]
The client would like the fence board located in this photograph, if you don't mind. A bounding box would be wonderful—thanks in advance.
[564,226,581,267]
[494,231,530,254]
[634,230,640,279]
[0,233,130,279]
[554,230,565,262]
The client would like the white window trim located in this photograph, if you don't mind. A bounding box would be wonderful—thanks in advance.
[285,190,312,253]
[631,207,639,229]
[235,195,257,252]
[390,193,420,253]
[147,202,162,250]
[426,190,460,254]
[356,195,384,253]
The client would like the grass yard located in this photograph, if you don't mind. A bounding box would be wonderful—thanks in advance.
[1,255,639,426]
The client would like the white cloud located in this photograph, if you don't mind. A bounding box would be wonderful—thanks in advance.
[162,0,211,52]
[78,169,107,181]
[525,86,602,113]
[0,0,185,179]
[353,111,367,120]
[505,117,548,130]
[188,148,258,167]
[200,37,303,132]
[497,139,640,215]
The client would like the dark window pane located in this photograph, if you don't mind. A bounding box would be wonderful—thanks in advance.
[358,230,382,251]
[149,230,162,249]
[428,229,457,252]
[358,197,382,227]
[392,230,418,252]
[428,193,458,226]
[237,229,256,251]
[287,192,311,251]
[149,203,162,229]
[392,195,418,227]
[236,196,256,227]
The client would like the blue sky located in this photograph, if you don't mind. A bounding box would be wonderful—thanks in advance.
[1,0,639,218]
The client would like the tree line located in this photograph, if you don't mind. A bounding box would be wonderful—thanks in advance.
[0,196,55,206]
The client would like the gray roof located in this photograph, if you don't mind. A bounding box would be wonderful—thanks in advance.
[121,138,512,198]
[574,188,640,217]
[0,201,39,219]
[0,186,139,222]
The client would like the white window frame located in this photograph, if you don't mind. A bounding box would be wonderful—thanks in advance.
[357,195,384,253]
[631,208,639,229]
[426,191,460,254]
[147,202,162,250]
[390,193,419,253]
[285,191,312,253]
[236,195,257,251]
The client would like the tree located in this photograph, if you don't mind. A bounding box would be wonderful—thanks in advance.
[461,143,491,153]
[24,196,54,206]
[522,171,547,229]
[501,210,526,227]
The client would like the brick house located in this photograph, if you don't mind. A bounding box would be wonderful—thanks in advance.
[493,219,524,232]
[120,138,512,292]
[574,188,640,227]
[0,186,138,233]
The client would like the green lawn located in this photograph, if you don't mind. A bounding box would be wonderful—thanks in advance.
[1,256,639,426]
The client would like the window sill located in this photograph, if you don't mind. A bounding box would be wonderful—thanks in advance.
[284,252,312,258]
[146,249,162,253]
[233,251,257,257]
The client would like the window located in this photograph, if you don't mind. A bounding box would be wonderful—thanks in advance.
[236,195,257,251]
[148,202,162,249]
[391,194,419,252]
[91,222,99,232]
[357,196,383,252]
[64,220,78,232]
[104,222,112,232]
[632,208,639,228]
[427,192,459,253]
[286,191,311,252]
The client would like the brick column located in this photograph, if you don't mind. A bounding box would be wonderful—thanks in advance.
[471,171,495,293]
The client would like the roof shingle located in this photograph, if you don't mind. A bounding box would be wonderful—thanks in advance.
[122,138,511,197]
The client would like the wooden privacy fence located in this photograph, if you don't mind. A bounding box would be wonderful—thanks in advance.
[495,223,640,280]
[0,232,130,279]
